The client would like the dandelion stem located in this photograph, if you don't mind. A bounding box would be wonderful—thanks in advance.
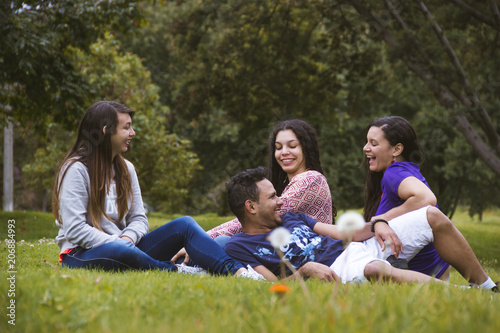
[276,251,311,303]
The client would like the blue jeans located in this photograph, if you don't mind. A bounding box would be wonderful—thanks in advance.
[62,216,244,275]
[214,235,231,249]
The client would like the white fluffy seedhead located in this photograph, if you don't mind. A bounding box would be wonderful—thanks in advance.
[268,227,291,249]
[337,211,365,235]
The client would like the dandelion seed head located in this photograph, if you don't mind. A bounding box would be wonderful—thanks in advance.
[267,227,291,249]
[337,211,365,235]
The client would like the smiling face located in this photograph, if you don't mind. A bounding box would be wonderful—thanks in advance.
[110,112,135,158]
[254,179,284,229]
[274,129,307,180]
[363,126,402,173]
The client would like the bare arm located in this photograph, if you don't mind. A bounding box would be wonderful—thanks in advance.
[253,262,339,283]
[253,265,280,282]
[312,221,374,241]
[373,176,436,221]
[313,220,403,257]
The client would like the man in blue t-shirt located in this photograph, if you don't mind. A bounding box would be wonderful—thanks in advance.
[223,167,498,291]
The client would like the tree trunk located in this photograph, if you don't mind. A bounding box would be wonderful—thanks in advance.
[3,118,14,211]
[42,189,48,212]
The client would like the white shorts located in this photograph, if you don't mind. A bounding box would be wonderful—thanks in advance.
[330,206,434,283]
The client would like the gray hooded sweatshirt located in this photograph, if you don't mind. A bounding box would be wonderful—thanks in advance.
[56,160,148,252]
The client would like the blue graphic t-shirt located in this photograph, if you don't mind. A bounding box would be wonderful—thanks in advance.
[224,212,344,277]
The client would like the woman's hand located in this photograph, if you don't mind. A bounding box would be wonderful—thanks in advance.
[120,236,134,244]
[171,247,190,264]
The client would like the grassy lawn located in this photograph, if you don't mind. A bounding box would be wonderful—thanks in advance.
[1,209,499,332]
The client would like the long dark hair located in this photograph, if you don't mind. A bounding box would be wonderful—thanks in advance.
[267,119,336,219]
[52,101,135,230]
[363,116,424,220]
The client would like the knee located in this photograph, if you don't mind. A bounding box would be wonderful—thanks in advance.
[214,235,231,249]
[426,206,452,231]
[167,216,204,236]
[104,239,143,262]
[364,261,391,280]
[113,239,138,254]
[169,215,197,228]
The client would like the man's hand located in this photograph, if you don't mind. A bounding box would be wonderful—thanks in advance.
[373,222,403,257]
[171,247,190,264]
[297,262,339,282]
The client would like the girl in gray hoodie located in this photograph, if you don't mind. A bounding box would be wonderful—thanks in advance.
[53,101,253,277]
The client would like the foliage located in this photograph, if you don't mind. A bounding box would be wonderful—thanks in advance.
[116,0,500,217]
[0,209,499,332]
[8,1,500,218]
[20,124,71,210]
[0,0,152,211]
[338,1,500,189]
[119,0,386,212]
[0,0,148,130]
[22,33,200,212]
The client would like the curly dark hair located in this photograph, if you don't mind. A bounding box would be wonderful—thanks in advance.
[267,119,323,195]
[267,119,336,220]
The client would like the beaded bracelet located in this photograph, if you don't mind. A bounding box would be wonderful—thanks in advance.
[370,218,388,233]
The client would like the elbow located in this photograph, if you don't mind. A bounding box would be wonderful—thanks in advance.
[412,193,437,207]
[425,194,437,207]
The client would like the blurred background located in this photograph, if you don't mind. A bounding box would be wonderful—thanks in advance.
[1,0,499,219]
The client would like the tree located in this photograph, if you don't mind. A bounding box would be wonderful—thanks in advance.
[120,0,383,212]
[120,0,500,217]
[1,0,149,210]
[341,0,500,176]
[23,33,200,212]
[1,0,148,128]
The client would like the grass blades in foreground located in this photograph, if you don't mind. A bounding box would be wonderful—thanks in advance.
[0,209,499,332]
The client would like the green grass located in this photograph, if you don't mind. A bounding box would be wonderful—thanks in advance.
[1,209,499,333]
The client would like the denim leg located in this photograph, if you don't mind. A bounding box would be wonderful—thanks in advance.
[62,239,177,272]
[214,235,232,249]
[174,233,230,266]
[137,216,244,275]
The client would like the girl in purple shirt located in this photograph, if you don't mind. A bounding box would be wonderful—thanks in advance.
[362,116,450,279]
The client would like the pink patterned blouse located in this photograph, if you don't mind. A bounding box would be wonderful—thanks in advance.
[206,170,333,239]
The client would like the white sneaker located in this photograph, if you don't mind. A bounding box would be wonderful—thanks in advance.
[238,265,266,281]
[176,263,209,276]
